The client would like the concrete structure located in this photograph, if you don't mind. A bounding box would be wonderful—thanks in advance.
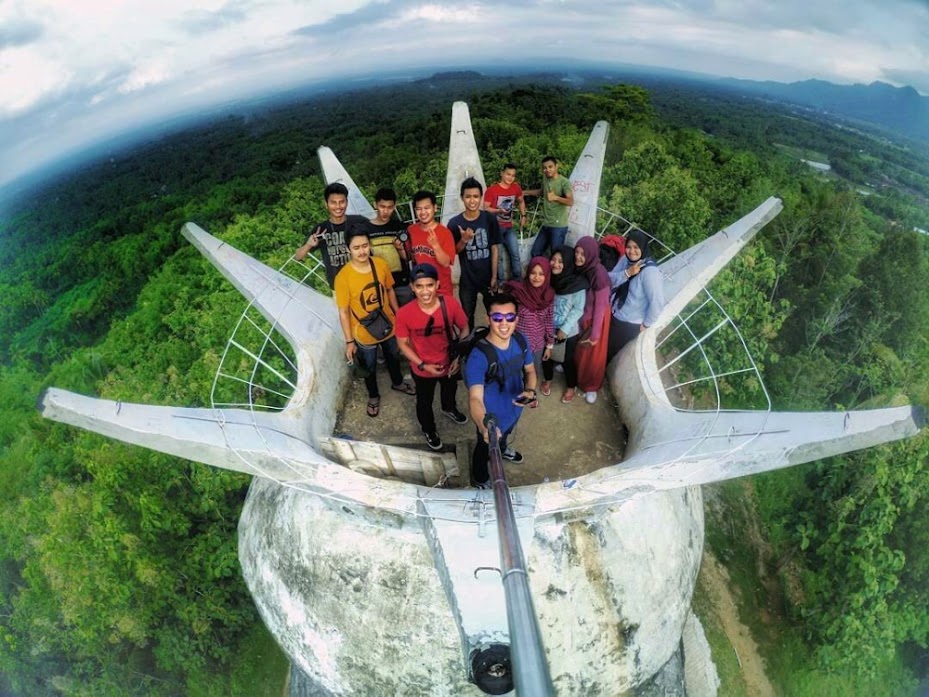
[441,101,487,226]
[800,158,832,172]
[682,613,720,697]
[318,146,376,219]
[39,105,923,695]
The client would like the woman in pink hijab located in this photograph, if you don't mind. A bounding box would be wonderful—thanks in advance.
[572,236,611,403]
[503,256,556,378]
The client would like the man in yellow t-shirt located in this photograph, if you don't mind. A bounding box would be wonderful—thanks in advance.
[334,227,416,418]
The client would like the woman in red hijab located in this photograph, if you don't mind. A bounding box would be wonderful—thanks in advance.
[503,256,556,379]
[573,236,612,403]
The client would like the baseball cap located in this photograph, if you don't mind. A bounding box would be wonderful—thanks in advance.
[410,263,439,281]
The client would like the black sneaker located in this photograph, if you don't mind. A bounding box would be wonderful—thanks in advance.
[475,481,491,490]
[502,448,524,463]
[424,431,443,451]
[442,408,468,425]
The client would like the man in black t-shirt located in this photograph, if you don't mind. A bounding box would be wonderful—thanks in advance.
[448,177,501,330]
[294,182,368,289]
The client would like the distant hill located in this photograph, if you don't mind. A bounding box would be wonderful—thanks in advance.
[717,77,929,143]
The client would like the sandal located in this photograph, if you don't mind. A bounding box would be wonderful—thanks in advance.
[561,389,576,403]
[540,381,552,396]
[366,398,380,418]
[391,381,416,396]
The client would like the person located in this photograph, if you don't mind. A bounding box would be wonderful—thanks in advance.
[406,190,456,298]
[540,246,588,402]
[466,292,538,488]
[572,236,612,404]
[395,263,470,451]
[334,228,416,418]
[448,177,501,331]
[524,156,574,259]
[295,182,369,289]
[607,230,666,363]
[483,163,527,283]
[503,257,555,381]
[364,187,412,304]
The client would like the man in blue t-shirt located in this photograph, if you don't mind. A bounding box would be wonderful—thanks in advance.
[465,292,538,488]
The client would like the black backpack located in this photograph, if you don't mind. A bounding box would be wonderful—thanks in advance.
[462,328,529,387]
[438,298,528,386]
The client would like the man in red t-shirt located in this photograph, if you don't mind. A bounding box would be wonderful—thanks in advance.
[483,163,527,283]
[406,190,456,297]
[395,263,470,450]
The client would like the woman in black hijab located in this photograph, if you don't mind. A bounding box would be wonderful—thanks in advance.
[541,245,590,402]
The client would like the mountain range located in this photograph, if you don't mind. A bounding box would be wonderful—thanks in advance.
[716,76,929,143]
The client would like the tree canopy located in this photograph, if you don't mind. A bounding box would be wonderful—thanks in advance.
[0,74,927,693]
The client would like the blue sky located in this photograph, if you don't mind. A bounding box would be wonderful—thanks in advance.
[1,0,928,188]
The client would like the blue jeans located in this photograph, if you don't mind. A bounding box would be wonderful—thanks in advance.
[355,336,404,399]
[497,226,522,282]
[530,226,568,259]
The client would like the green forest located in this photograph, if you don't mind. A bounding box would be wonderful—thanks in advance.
[1,73,928,694]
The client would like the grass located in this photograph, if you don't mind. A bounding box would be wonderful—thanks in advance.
[690,574,750,695]
[187,621,290,697]
[698,478,919,696]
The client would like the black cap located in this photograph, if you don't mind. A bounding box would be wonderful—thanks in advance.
[411,263,439,281]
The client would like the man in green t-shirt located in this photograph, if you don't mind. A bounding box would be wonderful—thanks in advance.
[525,155,574,258]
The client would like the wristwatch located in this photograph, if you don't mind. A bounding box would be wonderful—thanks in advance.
[417,361,426,371]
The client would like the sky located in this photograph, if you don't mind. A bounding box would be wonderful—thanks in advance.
[1,0,928,188]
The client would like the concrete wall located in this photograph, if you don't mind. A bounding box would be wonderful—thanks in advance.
[239,477,704,695]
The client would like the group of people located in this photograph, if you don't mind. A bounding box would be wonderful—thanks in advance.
[295,156,665,488]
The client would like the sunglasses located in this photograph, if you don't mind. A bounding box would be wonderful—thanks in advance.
[489,312,517,323]
[424,315,436,337]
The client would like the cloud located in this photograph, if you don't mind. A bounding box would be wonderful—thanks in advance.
[292,0,483,39]
[292,0,408,38]
[176,0,250,35]
[118,61,173,94]
[400,3,479,23]
[1,0,928,189]
[882,68,929,96]
[0,17,43,48]
[0,47,69,116]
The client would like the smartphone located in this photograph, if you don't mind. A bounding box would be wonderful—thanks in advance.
[514,395,534,406]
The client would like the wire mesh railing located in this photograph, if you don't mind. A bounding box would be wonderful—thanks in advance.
[205,197,773,520]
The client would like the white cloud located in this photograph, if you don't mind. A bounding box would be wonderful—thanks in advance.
[0,0,927,187]
[0,46,70,116]
[400,3,479,23]
[118,61,173,94]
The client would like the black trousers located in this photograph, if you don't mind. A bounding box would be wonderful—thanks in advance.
[411,372,459,434]
[541,335,580,388]
[606,317,641,365]
[471,427,513,486]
